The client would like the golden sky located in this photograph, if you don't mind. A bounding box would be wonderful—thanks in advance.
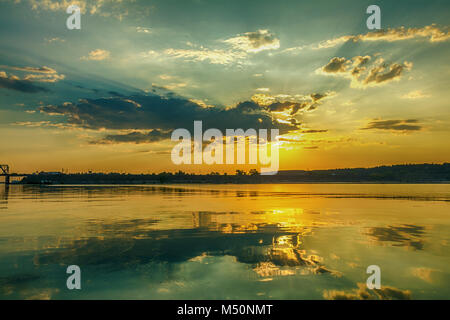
[0,0,449,173]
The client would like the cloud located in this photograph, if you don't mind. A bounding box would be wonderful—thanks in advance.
[136,27,152,34]
[284,24,449,54]
[163,29,279,65]
[362,62,412,87]
[81,49,110,61]
[265,101,307,113]
[38,93,298,143]
[45,37,65,43]
[140,50,160,59]
[352,55,371,67]
[313,25,449,51]
[352,24,450,43]
[0,65,65,83]
[14,121,54,127]
[361,119,422,132]
[23,73,65,83]
[301,129,328,133]
[158,82,188,90]
[164,48,244,65]
[319,55,412,88]
[401,90,430,99]
[321,57,348,73]
[251,91,335,116]
[410,267,443,284]
[21,0,143,20]
[159,74,173,80]
[0,71,49,93]
[411,267,436,283]
[312,35,355,49]
[5,66,57,74]
[92,129,172,144]
[223,29,280,53]
[365,224,425,250]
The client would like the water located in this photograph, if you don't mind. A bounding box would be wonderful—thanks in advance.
[0,184,449,300]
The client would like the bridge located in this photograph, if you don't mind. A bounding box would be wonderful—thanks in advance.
[1,164,29,184]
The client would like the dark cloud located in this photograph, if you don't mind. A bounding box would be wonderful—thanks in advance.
[322,57,348,73]
[0,73,49,93]
[361,119,422,131]
[224,29,280,52]
[363,63,410,85]
[265,101,308,115]
[301,129,328,133]
[365,224,426,250]
[352,55,371,67]
[39,93,298,143]
[252,91,333,116]
[310,93,327,101]
[320,56,412,88]
[92,129,172,144]
[245,30,278,49]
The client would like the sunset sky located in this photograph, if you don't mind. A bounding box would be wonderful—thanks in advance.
[0,0,449,173]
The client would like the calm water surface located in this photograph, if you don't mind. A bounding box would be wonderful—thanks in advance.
[0,184,449,300]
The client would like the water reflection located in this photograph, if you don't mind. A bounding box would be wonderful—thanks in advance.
[366,224,426,250]
[323,283,412,300]
[0,185,8,209]
[10,184,450,201]
[0,184,449,299]
[34,216,326,272]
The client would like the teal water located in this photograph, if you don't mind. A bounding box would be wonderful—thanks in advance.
[0,184,449,299]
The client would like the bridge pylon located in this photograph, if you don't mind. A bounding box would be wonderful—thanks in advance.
[0,164,10,185]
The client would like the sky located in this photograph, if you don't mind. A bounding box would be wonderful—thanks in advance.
[0,0,449,174]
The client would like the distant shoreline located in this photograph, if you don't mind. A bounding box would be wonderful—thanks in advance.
[9,163,450,185]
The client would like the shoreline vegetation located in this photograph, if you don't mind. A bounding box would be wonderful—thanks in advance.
[16,163,450,185]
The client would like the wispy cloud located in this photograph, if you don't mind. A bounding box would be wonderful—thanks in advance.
[45,37,65,43]
[91,129,171,144]
[1,65,65,83]
[223,29,280,53]
[401,90,430,99]
[361,119,422,132]
[164,48,245,65]
[3,65,56,74]
[163,29,279,65]
[0,70,53,93]
[136,26,152,34]
[411,267,436,283]
[81,49,110,61]
[22,0,144,20]
[0,66,65,93]
[284,24,449,53]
